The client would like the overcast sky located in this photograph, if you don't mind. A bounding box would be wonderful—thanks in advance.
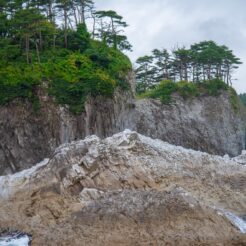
[95,0,246,93]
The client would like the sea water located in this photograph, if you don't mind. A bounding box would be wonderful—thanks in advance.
[0,232,31,246]
[223,211,246,233]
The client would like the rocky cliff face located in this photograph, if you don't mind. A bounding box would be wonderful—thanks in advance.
[0,90,134,174]
[0,131,245,245]
[130,92,246,157]
[0,89,245,175]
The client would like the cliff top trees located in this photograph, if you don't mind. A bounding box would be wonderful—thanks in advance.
[135,55,156,93]
[135,41,242,93]
[0,0,132,113]
[239,93,246,107]
[72,0,94,24]
[0,0,131,55]
[94,10,132,51]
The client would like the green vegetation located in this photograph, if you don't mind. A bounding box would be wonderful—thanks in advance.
[229,88,240,112]
[138,79,229,104]
[0,0,132,114]
[136,41,242,111]
[239,93,246,107]
[135,41,242,94]
[0,1,243,115]
[139,79,243,113]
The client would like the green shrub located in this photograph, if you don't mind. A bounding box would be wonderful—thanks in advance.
[229,87,240,112]
[158,80,178,103]
[0,64,42,105]
[0,41,131,114]
[203,79,228,96]
[239,93,246,107]
[177,81,199,98]
[85,41,131,89]
[44,53,119,114]
[85,41,111,69]
[140,80,177,104]
[139,79,229,105]
[67,23,91,52]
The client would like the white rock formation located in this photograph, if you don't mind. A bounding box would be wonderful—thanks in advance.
[0,130,245,245]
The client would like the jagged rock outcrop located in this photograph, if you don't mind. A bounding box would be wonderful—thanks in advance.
[129,92,246,157]
[0,89,245,175]
[0,130,245,245]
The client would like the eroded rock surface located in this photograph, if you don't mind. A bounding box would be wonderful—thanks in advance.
[0,90,245,175]
[0,89,134,174]
[130,93,246,157]
[0,130,245,245]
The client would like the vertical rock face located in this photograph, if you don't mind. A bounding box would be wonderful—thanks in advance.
[0,90,134,174]
[0,88,245,175]
[129,92,246,157]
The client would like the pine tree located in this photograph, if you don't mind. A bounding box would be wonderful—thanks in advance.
[135,41,242,88]
[173,48,190,81]
[135,55,156,93]
[74,0,94,24]
[94,10,131,51]
[55,0,73,48]
[152,48,171,81]
[11,7,47,63]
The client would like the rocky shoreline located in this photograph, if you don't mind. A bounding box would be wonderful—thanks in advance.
[0,130,245,245]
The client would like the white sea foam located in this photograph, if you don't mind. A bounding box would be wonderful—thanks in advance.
[0,234,30,246]
[223,211,246,233]
[0,158,49,199]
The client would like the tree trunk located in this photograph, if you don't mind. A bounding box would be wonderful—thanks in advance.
[64,8,68,48]
[35,40,41,64]
[53,34,56,48]
[92,15,96,39]
[25,34,30,64]
[80,0,85,24]
[226,64,230,85]
[208,64,211,80]
[179,62,183,81]
[192,64,195,82]
[73,7,78,26]
[196,65,199,82]
[184,64,188,81]
[111,17,117,49]
[203,65,206,81]
[39,31,43,51]
[48,0,53,22]
[219,65,222,80]
[68,16,73,29]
